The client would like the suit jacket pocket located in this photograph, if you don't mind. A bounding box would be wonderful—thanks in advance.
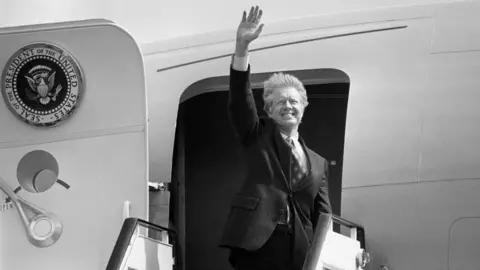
[231,194,260,210]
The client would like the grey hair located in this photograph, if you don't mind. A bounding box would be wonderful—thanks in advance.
[262,72,309,113]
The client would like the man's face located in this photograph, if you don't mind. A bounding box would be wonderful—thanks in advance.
[267,87,305,130]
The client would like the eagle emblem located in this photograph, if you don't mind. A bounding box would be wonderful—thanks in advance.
[2,42,83,127]
[24,65,63,105]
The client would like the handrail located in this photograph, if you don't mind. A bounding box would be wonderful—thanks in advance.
[107,215,363,270]
[331,214,367,250]
[303,213,369,270]
[331,214,362,229]
[303,213,332,270]
[106,218,178,270]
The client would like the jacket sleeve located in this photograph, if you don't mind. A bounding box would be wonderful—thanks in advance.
[227,64,261,145]
[312,159,332,230]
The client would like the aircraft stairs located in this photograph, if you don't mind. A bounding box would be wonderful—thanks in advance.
[106,214,370,270]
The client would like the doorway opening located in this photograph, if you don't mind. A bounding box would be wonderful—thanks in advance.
[169,68,350,270]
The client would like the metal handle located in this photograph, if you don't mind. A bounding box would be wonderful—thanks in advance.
[0,177,29,226]
[0,177,62,248]
[0,177,19,200]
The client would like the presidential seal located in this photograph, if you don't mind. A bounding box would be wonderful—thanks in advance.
[1,43,84,127]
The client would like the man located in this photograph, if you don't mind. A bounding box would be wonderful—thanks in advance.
[219,6,332,270]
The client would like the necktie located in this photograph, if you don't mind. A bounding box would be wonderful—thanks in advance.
[286,137,308,186]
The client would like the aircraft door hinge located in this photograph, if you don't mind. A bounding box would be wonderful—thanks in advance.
[148,182,171,192]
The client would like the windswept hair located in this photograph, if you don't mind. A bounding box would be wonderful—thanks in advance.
[262,72,308,113]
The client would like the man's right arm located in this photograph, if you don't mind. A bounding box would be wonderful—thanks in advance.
[228,6,264,141]
[228,51,258,140]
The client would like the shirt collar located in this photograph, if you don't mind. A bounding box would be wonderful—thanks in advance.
[280,132,299,142]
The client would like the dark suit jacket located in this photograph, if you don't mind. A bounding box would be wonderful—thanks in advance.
[219,64,332,269]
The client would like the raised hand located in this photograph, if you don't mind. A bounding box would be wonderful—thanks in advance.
[235,6,264,57]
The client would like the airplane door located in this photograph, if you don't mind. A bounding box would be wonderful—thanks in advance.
[299,84,349,221]
[0,20,148,270]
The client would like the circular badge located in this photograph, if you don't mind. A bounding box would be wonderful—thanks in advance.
[1,43,84,127]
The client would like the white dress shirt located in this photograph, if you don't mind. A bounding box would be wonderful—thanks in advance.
[232,54,249,72]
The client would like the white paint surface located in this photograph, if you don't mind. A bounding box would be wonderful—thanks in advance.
[0,0,464,44]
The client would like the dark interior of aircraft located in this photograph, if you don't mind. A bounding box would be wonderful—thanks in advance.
[170,81,349,270]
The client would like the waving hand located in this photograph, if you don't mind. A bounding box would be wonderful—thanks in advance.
[235,6,264,57]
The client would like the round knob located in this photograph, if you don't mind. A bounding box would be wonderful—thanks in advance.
[17,150,59,193]
[33,218,53,238]
[33,169,57,193]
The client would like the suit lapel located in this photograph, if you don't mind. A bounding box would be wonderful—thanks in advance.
[298,136,313,174]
